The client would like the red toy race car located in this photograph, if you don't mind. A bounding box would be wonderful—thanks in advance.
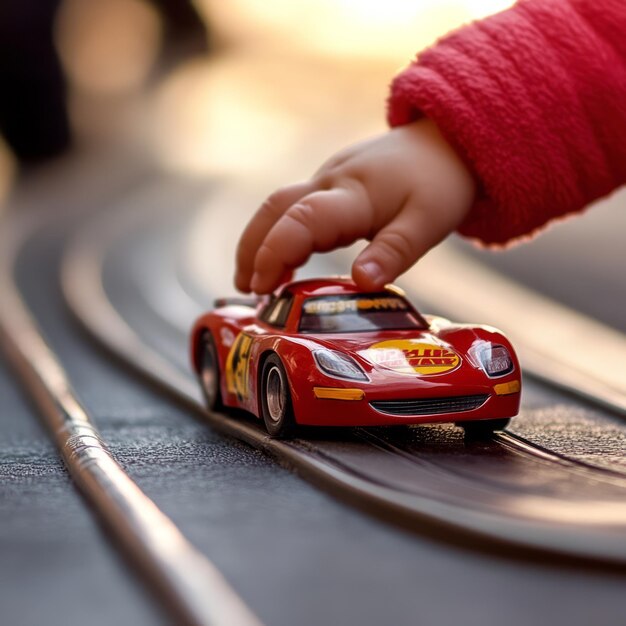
[190,278,521,438]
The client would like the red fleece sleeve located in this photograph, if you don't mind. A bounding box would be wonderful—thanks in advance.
[387,0,626,244]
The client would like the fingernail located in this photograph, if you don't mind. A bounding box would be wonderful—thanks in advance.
[360,261,384,287]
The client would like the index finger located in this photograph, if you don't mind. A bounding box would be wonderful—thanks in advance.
[235,181,317,292]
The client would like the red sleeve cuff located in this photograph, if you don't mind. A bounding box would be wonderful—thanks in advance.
[388,0,626,244]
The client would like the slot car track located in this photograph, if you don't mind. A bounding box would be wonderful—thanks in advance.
[61,176,626,562]
[4,160,626,626]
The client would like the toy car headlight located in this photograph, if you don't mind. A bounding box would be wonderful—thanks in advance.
[468,343,514,377]
[313,350,368,382]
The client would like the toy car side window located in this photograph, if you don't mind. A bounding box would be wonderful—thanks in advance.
[258,298,274,323]
[259,294,294,328]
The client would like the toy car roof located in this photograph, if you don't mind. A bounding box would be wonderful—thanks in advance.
[275,277,407,299]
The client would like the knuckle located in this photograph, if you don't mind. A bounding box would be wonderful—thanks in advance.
[286,202,316,227]
[258,193,284,219]
[376,230,416,265]
[312,171,337,191]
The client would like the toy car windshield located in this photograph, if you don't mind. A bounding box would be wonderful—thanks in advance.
[298,294,428,333]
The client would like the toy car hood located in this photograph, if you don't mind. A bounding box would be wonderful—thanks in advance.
[306,330,464,377]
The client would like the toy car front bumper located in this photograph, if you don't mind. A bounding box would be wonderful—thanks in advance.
[294,380,521,427]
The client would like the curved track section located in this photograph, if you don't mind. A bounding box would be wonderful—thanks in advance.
[61,181,626,565]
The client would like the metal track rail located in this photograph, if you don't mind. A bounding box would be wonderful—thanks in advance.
[357,428,626,489]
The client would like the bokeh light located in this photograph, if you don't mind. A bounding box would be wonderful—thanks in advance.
[151,56,302,176]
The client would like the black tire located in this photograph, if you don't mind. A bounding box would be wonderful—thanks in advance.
[199,333,223,411]
[260,354,296,438]
[458,417,510,439]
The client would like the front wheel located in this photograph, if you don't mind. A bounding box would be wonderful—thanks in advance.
[260,354,296,438]
[457,417,510,439]
[199,332,223,411]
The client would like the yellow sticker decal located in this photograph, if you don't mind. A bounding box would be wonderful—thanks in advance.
[225,333,253,399]
[303,297,407,316]
[362,340,460,375]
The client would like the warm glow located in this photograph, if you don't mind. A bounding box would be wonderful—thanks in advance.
[151,57,302,175]
[202,0,515,59]
[55,0,162,95]
[157,0,514,176]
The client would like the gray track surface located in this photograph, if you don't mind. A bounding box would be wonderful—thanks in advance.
[2,159,626,625]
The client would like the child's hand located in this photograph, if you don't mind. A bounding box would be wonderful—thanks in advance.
[235,118,476,294]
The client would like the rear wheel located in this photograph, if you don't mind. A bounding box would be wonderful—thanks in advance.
[199,332,223,411]
[260,354,296,438]
[457,417,510,439]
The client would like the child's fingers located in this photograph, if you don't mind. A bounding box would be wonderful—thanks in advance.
[351,202,450,290]
[235,181,317,292]
[249,186,372,294]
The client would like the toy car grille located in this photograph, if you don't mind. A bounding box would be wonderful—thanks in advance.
[370,394,489,416]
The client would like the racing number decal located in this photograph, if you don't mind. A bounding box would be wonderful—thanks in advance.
[225,333,253,400]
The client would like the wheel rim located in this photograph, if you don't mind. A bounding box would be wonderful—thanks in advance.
[265,365,286,423]
[201,341,218,405]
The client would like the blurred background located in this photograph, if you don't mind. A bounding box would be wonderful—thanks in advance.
[0,0,515,202]
[1,0,625,337]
